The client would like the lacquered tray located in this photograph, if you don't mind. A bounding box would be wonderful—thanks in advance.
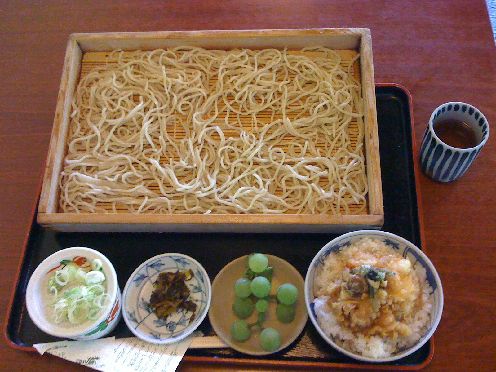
[4,84,433,370]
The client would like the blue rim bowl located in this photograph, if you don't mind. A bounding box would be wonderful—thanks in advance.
[304,230,443,363]
[122,253,211,344]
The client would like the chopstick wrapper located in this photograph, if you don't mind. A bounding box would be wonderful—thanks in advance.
[34,336,193,371]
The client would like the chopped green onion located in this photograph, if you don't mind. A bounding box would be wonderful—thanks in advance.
[65,264,78,280]
[54,270,69,286]
[85,271,105,285]
[91,259,103,271]
[68,302,89,324]
[75,269,87,283]
[49,286,58,297]
[88,307,101,320]
[88,284,105,297]
[47,258,108,325]
[93,294,110,308]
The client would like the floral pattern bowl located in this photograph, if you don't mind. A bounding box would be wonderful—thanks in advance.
[26,247,121,340]
[122,253,211,344]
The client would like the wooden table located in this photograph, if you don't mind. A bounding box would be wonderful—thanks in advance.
[1,1,495,371]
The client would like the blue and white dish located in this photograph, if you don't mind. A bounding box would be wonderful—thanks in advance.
[304,230,444,363]
[122,253,211,344]
[420,101,489,182]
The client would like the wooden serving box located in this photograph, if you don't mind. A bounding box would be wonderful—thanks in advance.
[37,29,383,232]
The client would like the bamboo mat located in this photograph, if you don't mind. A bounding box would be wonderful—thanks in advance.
[61,49,367,214]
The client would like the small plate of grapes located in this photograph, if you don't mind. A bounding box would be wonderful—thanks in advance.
[209,253,307,355]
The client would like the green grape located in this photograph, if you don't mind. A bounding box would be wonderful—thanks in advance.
[232,297,254,319]
[234,278,252,298]
[259,327,281,352]
[231,319,251,342]
[276,303,296,323]
[255,299,269,313]
[248,253,269,273]
[250,276,271,298]
[276,283,298,305]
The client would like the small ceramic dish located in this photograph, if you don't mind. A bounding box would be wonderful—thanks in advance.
[122,253,211,344]
[305,230,443,363]
[209,254,308,355]
[26,247,121,340]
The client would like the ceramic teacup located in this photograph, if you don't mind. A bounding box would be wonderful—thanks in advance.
[420,102,489,182]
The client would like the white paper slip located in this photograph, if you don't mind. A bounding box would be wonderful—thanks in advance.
[34,337,116,370]
[110,337,193,372]
[34,336,195,372]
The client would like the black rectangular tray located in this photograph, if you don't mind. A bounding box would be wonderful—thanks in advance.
[4,85,432,369]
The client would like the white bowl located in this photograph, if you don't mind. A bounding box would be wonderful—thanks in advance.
[122,253,211,344]
[305,230,443,363]
[26,247,122,340]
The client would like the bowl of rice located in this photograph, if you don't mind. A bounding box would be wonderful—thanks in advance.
[304,230,443,362]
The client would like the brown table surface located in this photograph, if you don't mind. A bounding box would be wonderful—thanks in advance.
[1,1,495,371]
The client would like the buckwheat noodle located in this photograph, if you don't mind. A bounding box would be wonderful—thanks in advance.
[60,47,367,214]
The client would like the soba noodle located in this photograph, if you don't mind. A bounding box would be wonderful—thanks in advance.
[60,47,367,214]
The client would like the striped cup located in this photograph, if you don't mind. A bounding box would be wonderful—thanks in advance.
[420,102,489,182]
